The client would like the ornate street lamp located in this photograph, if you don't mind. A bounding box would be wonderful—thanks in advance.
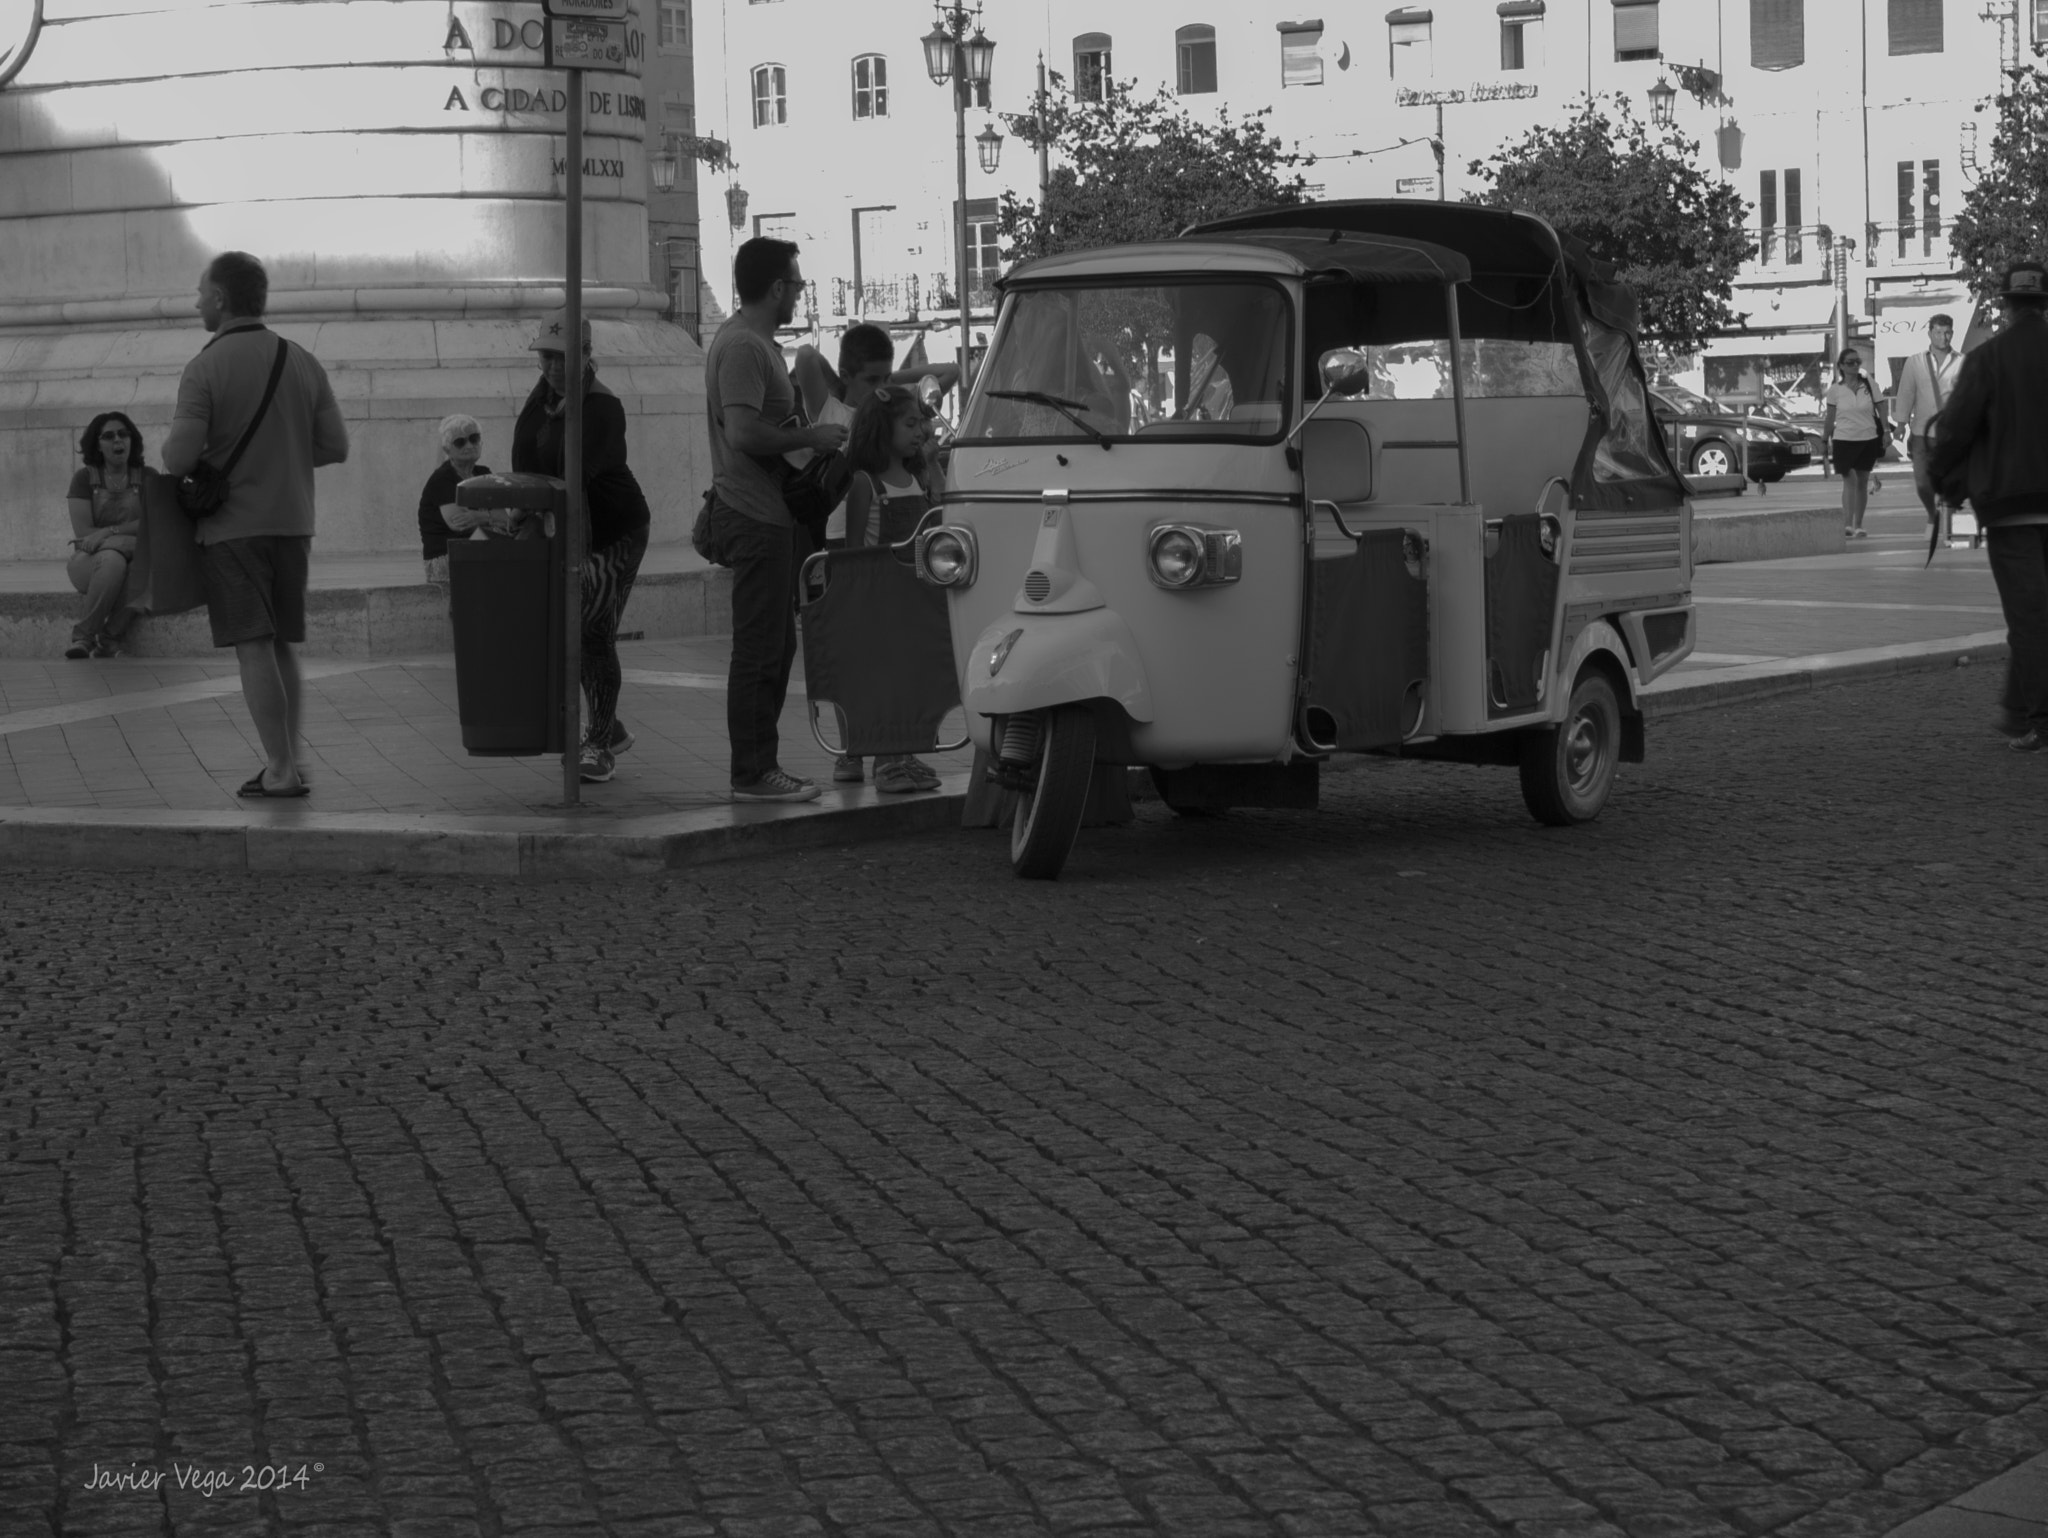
[1646,76,1677,126]
[926,2,997,388]
[725,182,749,231]
[650,134,679,195]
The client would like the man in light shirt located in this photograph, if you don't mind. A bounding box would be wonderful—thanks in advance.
[1890,312,1962,530]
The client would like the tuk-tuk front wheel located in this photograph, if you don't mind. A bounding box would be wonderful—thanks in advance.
[1518,670,1621,826]
[1010,705,1097,879]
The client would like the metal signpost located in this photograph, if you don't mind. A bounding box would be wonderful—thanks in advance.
[542,0,638,804]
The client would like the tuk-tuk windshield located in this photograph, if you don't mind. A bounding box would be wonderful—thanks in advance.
[962,280,1293,443]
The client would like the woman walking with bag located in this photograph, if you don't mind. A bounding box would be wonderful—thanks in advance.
[512,313,650,785]
[1823,349,1888,539]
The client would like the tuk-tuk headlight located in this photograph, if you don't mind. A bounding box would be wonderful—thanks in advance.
[1147,524,1241,590]
[915,525,977,587]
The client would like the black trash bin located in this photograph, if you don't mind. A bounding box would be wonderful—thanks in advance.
[447,473,568,756]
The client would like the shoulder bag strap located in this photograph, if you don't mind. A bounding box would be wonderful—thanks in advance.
[213,337,289,479]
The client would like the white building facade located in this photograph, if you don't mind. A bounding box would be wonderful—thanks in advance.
[695,0,2021,402]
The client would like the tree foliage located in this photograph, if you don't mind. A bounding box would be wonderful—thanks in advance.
[997,77,1312,262]
[1465,97,1752,352]
[1950,66,2048,301]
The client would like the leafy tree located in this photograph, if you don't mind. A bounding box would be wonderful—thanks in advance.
[1465,97,1752,352]
[997,78,1313,262]
[1950,66,2048,301]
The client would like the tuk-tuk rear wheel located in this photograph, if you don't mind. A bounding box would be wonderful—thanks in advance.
[1010,705,1097,880]
[1518,670,1621,827]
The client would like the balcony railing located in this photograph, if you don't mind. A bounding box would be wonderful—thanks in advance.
[1865,220,1952,265]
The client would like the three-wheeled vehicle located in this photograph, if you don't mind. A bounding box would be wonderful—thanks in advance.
[804,201,1698,879]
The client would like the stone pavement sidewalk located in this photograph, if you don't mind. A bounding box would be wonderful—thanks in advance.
[0,514,2012,876]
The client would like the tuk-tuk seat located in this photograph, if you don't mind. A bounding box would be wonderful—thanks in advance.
[799,545,966,758]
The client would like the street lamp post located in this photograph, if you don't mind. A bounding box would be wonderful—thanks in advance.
[924,3,996,393]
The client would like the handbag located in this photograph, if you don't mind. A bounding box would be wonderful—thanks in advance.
[691,488,727,566]
[177,335,288,517]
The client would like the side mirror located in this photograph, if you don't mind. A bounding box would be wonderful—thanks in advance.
[1319,347,1371,397]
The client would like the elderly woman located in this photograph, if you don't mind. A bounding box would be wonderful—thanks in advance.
[512,313,650,785]
[417,414,493,582]
[64,412,148,658]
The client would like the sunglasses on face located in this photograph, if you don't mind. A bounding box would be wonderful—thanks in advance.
[448,433,481,447]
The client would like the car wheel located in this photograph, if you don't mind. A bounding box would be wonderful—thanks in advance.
[1690,441,1734,477]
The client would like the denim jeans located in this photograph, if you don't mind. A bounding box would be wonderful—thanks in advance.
[1986,524,2048,730]
[712,498,799,784]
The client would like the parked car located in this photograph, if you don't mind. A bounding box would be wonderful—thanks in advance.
[1649,381,1813,482]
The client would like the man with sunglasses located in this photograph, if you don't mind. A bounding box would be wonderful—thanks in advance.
[702,237,849,802]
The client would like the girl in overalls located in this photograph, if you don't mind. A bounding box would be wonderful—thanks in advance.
[839,388,943,793]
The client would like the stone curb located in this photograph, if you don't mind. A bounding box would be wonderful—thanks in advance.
[1642,631,2009,718]
[0,633,2009,878]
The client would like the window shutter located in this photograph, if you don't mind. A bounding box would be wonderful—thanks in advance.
[1279,22,1324,86]
[1887,0,1941,53]
[1613,0,1658,56]
[1750,0,1803,69]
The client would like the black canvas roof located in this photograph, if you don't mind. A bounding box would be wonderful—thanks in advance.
[1195,229,1472,286]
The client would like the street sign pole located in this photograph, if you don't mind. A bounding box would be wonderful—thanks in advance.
[543,0,637,804]
[561,69,585,806]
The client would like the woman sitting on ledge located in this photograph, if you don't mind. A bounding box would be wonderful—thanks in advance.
[64,412,148,659]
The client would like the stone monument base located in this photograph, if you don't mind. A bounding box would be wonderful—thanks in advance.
[0,287,708,565]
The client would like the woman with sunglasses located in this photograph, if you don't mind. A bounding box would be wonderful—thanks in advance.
[417,414,493,583]
[64,412,148,658]
[1823,350,1889,538]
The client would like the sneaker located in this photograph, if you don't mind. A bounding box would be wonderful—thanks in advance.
[88,636,119,658]
[874,756,929,794]
[2011,730,2045,754]
[604,718,635,756]
[833,753,865,783]
[731,768,820,802]
[903,755,941,787]
[578,743,615,783]
[64,641,89,660]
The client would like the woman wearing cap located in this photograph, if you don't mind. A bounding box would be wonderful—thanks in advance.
[1822,350,1888,539]
[417,414,493,584]
[513,314,651,784]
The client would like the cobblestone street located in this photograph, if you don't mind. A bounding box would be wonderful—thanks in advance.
[3,666,2045,1538]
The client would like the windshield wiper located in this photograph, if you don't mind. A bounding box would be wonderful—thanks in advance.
[985,389,1113,449]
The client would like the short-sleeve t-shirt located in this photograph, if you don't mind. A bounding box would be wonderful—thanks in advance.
[1825,381,1880,441]
[705,320,797,527]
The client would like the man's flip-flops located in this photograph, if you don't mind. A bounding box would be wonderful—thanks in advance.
[237,772,310,799]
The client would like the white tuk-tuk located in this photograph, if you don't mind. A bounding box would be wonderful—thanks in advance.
[808,202,1697,878]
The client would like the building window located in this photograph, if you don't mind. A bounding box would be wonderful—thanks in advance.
[1888,0,1942,53]
[1387,8,1432,81]
[1177,24,1218,94]
[1750,0,1802,69]
[2036,0,2048,49]
[751,65,786,128]
[1759,168,1804,263]
[959,198,1001,300]
[1279,21,1324,87]
[1073,33,1111,101]
[1897,159,1941,256]
[852,54,888,118]
[1613,0,1659,60]
[1498,1,1544,69]
[657,0,687,53]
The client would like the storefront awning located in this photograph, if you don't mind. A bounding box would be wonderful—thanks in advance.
[1732,285,1838,331]
[1704,330,1828,357]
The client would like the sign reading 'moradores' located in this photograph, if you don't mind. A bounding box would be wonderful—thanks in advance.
[542,0,630,14]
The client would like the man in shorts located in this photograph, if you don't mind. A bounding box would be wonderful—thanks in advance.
[160,252,349,797]
[1890,312,1962,532]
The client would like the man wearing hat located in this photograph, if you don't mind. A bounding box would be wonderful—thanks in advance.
[1931,261,2048,751]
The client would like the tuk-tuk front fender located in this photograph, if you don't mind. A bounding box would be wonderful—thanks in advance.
[962,609,1155,723]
